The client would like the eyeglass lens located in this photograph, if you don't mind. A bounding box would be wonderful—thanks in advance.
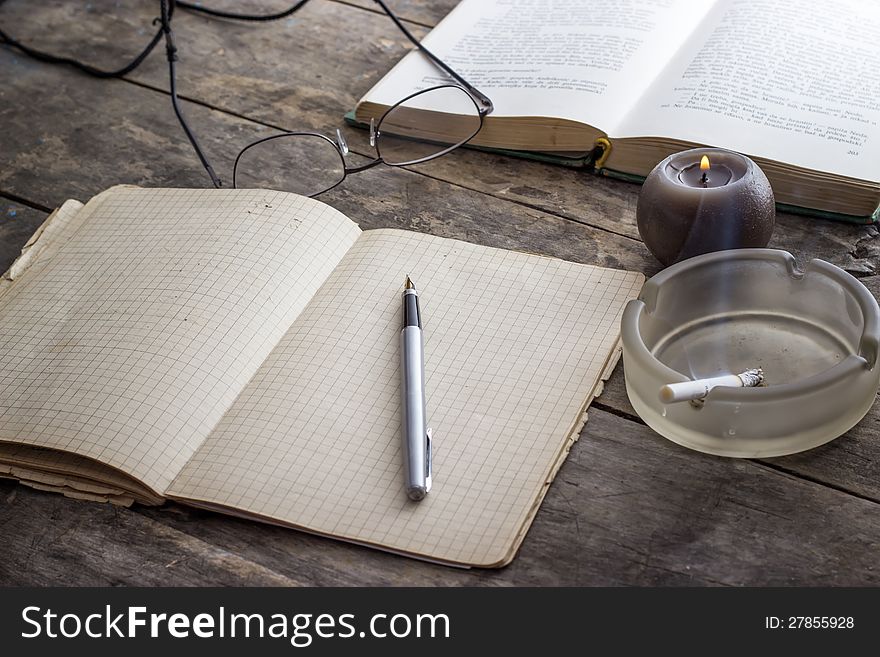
[234,133,346,198]
[233,87,483,196]
[376,85,482,166]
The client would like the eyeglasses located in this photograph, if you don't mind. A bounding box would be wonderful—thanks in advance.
[0,0,494,194]
[233,84,485,197]
[218,0,494,197]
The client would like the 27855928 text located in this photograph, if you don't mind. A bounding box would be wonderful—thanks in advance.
[765,616,854,630]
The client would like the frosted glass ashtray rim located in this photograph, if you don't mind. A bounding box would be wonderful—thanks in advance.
[624,248,880,401]
[621,248,880,457]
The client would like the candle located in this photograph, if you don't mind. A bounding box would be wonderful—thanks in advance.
[636,148,775,266]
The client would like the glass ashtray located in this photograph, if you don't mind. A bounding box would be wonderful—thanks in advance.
[621,249,880,457]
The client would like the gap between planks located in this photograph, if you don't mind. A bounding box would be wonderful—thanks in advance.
[0,0,642,243]
[103,69,648,244]
[593,398,880,507]
[330,0,439,29]
[1,3,875,510]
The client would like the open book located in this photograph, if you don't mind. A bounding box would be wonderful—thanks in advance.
[0,186,643,567]
[354,0,880,222]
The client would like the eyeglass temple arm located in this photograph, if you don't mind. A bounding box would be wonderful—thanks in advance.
[344,157,384,175]
[371,0,494,116]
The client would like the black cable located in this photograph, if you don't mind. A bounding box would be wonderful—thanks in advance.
[176,0,310,22]
[0,22,164,79]
[0,0,221,187]
[178,0,494,115]
[371,0,493,114]
[0,0,492,189]
[176,0,494,114]
[158,0,221,187]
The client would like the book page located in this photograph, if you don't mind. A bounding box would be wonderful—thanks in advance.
[0,187,361,495]
[168,230,643,566]
[615,0,880,180]
[360,0,716,132]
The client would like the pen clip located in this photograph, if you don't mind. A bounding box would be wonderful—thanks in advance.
[425,428,433,493]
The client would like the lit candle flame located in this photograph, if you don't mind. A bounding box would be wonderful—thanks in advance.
[700,155,710,171]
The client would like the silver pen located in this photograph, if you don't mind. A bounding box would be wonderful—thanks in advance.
[400,276,432,501]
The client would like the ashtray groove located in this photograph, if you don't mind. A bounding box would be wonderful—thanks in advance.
[621,249,880,457]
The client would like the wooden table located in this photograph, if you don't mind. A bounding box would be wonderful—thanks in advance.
[1,0,879,586]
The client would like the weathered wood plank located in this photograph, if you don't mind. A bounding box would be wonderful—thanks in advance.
[5,0,873,276]
[567,410,880,585]
[135,500,499,587]
[0,480,301,585]
[393,151,880,276]
[0,0,427,134]
[594,366,637,418]
[339,0,458,26]
[2,0,880,585]
[0,48,656,273]
[4,407,879,586]
[0,199,47,272]
[1,1,639,246]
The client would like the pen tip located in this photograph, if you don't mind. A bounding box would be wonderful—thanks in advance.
[405,276,415,290]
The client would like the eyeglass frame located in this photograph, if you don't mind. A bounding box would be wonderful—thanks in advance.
[178,0,495,189]
[0,0,494,190]
[232,83,485,197]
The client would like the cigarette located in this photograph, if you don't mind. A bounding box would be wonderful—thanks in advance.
[659,368,764,404]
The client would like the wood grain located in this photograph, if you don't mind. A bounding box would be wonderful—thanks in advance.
[1,0,879,585]
[4,408,879,585]
[3,0,876,274]
[339,0,459,26]
[0,48,656,273]
[0,0,427,134]
[4,40,877,510]
[0,480,301,586]
[0,199,47,273]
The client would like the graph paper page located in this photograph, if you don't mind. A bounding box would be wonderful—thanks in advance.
[169,229,643,566]
[0,187,361,495]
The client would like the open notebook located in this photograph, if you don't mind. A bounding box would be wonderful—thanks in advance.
[0,186,643,567]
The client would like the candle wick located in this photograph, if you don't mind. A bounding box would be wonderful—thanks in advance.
[700,172,709,186]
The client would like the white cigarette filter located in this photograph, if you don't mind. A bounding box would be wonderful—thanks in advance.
[659,368,764,404]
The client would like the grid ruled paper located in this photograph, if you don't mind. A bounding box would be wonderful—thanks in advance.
[0,186,361,495]
[169,229,644,566]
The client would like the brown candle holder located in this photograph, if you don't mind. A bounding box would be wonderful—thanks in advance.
[637,148,775,266]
